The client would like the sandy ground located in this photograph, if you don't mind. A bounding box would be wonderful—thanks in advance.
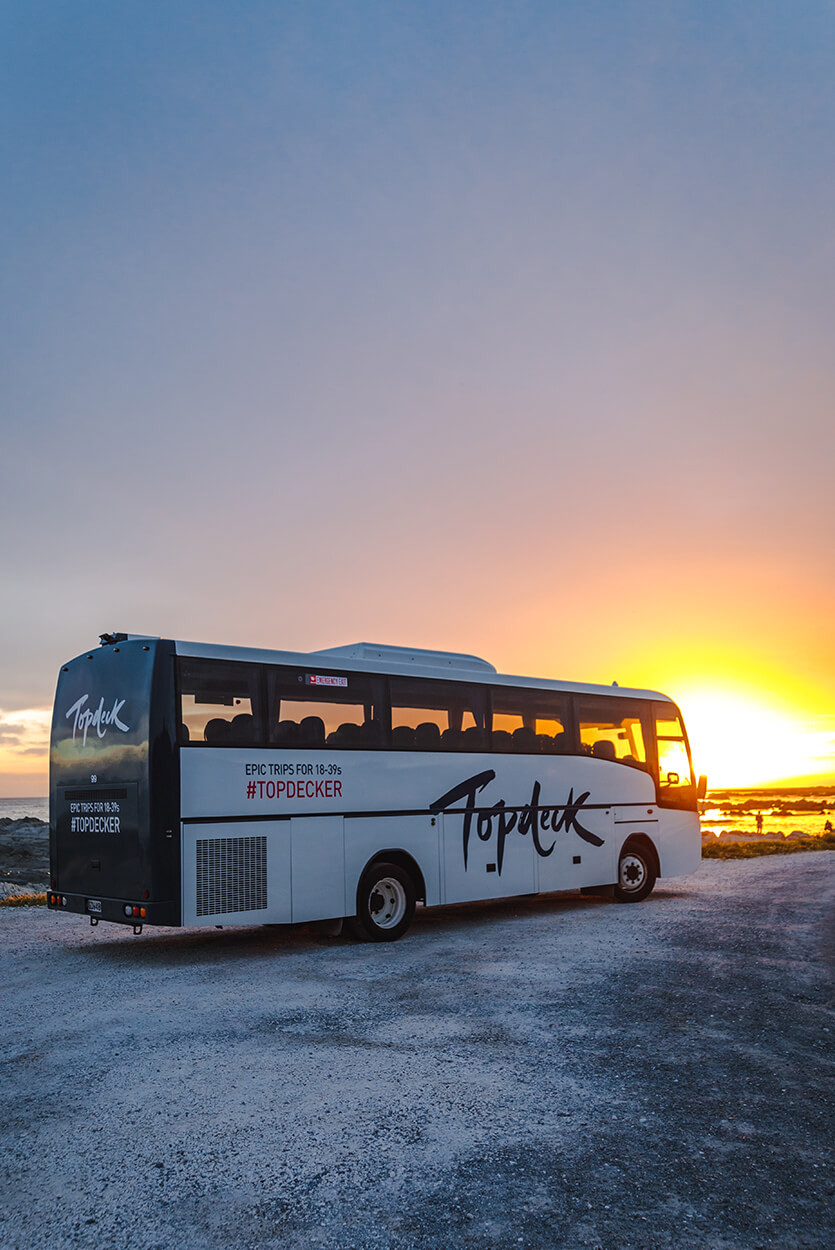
[1,854,833,1250]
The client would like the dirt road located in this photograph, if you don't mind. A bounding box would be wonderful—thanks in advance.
[2,855,833,1249]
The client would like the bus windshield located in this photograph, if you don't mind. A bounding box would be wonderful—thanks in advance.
[654,703,696,805]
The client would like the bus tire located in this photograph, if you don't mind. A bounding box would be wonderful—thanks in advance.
[350,861,416,942]
[614,843,657,903]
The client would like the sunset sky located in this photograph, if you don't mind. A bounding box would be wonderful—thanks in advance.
[2,1,834,796]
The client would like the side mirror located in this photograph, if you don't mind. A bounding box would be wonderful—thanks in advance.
[697,774,708,800]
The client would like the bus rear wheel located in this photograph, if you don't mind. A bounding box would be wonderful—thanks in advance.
[350,861,416,942]
[614,844,657,903]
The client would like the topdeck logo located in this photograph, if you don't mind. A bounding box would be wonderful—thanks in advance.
[65,695,130,746]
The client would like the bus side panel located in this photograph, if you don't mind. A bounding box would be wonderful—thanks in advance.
[181,820,291,925]
[344,815,440,910]
[657,810,702,877]
[291,816,345,923]
[536,805,616,892]
[441,810,536,905]
[438,755,650,903]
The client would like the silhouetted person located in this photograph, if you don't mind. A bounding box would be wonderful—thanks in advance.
[756,812,763,835]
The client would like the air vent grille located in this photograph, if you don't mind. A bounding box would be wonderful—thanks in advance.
[195,836,267,916]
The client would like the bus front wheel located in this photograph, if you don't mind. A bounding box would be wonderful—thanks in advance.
[350,861,416,942]
[614,844,657,903]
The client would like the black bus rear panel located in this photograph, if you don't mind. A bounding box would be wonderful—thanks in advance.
[48,638,180,926]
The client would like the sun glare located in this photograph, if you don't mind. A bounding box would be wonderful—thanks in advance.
[674,688,835,788]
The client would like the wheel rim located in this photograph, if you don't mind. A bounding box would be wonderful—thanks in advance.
[619,852,647,893]
[368,876,407,929]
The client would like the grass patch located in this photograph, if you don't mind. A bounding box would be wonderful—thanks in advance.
[702,835,835,860]
[0,891,47,907]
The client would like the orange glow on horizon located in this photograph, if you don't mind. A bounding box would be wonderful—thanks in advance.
[610,635,835,789]
[673,686,835,789]
[0,708,51,798]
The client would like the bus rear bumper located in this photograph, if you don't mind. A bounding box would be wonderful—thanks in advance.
[46,893,180,927]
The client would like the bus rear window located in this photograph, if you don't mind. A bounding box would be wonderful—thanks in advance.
[178,661,264,745]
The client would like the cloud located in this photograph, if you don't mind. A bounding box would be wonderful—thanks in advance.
[0,708,51,765]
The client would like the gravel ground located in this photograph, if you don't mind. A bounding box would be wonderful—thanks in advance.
[1,854,833,1250]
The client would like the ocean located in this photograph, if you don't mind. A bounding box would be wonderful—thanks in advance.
[3,790,832,837]
[700,788,835,840]
[0,797,48,823]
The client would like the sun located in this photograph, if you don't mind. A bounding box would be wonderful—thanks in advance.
[673,686,835,788]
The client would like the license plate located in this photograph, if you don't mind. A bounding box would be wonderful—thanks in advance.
[86,899,102,914]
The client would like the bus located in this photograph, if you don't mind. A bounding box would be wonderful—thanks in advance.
[47,635,705,940]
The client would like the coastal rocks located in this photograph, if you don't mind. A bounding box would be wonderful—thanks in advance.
[0,880,46,900]
[0,817,49,887]
[0,816,49,833]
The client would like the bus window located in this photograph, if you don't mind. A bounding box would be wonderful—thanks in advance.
[390,678,487,751]
[654,703,696,805]
[576,698,649,767]
[178,660,264,745]
[268,668,384,748]
[491,688,571,753]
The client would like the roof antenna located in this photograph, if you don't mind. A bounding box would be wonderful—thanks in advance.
[612,680,619,687]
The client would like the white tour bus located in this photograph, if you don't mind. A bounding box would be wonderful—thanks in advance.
[48,635,704,940]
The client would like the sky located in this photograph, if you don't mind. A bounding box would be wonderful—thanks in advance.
[2,0,834,795]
